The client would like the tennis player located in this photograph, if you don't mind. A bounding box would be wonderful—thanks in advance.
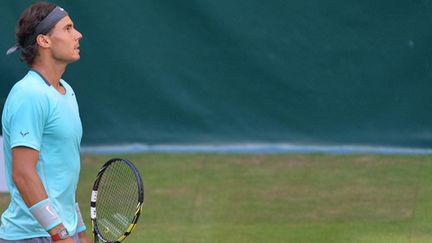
[0,2,91,243]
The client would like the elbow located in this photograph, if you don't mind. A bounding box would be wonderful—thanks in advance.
[12,171,22,186]
[12,169,29,188]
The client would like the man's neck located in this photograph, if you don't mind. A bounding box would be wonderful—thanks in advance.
[31,61,66,90]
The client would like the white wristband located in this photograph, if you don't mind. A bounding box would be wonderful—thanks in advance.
[29,198,62,231]
[75,202,87,232]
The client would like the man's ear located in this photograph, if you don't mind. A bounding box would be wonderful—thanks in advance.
[36,34,50,48]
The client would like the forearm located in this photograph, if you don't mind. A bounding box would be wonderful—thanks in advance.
[13,163,72,241]
[12,167,48,207]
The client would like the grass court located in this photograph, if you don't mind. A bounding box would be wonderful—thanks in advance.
[1,153,432,242]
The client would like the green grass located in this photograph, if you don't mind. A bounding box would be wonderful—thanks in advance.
[1,154,432,242]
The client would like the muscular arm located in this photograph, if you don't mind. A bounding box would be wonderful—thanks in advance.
[12,146,72,242]
[11,146,47,206]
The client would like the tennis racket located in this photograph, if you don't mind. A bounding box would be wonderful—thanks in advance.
[90,158,144,242]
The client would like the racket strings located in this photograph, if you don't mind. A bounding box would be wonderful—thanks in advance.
[96,160,139,240]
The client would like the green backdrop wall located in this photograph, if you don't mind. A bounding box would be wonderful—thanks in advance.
[1,0,432,148]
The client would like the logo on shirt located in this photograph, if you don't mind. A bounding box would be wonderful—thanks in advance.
[20,131,29,137]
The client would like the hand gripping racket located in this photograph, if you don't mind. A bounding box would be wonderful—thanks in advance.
[90,158,144,242]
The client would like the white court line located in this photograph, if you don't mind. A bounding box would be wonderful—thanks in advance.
[81,143,432,155]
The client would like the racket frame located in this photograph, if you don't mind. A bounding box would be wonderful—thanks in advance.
[90,158,144,243]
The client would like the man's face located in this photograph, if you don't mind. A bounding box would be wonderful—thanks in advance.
[47,16,82,64]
